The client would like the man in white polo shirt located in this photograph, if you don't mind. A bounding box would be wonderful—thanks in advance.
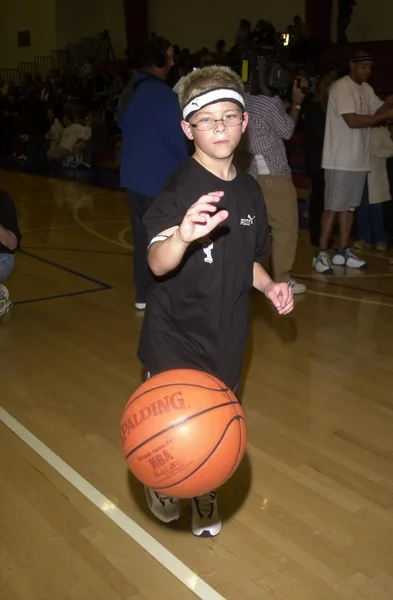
[313,51,393,273]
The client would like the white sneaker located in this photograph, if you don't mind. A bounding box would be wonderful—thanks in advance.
[0,284,10,300]
[135,302,146,310]
[312,251,333,274]
[0,298,13,319]
[190,491,221,537]
[288,280,306,295]
[144,486,181,523]
[332,249,366,269]
[0,285,12,319]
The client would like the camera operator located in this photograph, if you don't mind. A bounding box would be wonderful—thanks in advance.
[244,78,307,294]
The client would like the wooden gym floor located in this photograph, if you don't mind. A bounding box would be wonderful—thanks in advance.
[1,169,393,600]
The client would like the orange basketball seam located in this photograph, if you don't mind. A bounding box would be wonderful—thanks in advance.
[223,409,244,482]
[122,381,230,415]
[124,400,239,459]
[152,415,245,493]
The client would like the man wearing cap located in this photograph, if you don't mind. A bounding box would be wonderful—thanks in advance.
[313,51,393,273]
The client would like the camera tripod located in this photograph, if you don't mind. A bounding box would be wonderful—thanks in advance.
[95,30,116,63]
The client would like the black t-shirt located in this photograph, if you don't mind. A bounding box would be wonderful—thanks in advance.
[0,190,21,254]
[138,158,271,388]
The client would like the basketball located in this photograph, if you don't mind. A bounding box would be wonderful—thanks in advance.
[120,369,247,498]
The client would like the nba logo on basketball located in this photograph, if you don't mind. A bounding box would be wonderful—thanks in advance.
[120,369,247,499]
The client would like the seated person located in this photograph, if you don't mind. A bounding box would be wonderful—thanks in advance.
[46,106,63,151]
[0,189,21,318]
[47,110,91,163]
[73,112,107,167]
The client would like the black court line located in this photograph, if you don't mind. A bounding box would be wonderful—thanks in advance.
[13,250,113,306]
[14,287,112,306]
[20,250,113,288]
[23,245,132,256]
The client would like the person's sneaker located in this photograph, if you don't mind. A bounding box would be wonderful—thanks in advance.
[312,250,334,274]
[332,248,366,269]
[190,491,221,537]
[0,297,13,319]
[375,242,387,253]
[135,302,146,310]
[288,280,306,295]
[0,285,12,319]
[144,486,181,523]
[0,284,10,300]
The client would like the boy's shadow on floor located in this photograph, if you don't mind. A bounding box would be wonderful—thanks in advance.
[126,450,252,532]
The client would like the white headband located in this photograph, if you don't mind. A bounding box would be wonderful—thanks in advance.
[182,88,245,120]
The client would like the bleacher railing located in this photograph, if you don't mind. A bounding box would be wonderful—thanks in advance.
[51,49,70,72]
[35,56,55,79]
[18,61,38,78]
[0,33,114,85]
[0,68,21,86]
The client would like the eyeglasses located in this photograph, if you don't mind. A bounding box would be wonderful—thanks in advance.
[190,113,244,131]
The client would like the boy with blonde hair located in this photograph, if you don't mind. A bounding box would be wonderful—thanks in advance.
[138,66,294,537]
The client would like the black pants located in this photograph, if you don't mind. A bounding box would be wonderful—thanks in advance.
[308,169,325,247]
[27,135,48,168]
[146,370,240,396]
[126,189,155,304]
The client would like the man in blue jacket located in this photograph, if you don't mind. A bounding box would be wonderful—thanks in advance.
[117,37,189,310]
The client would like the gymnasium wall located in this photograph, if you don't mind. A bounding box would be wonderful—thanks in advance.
[0,0,57,68]
[347,0,393,42]
[148,0,305,52]
[0,0,126,69]
[55,0,126,57]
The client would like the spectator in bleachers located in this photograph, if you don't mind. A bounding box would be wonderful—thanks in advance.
[0,90,19,156]
[0,188,21,319]
[40,80,53,103]
[21,87,49,168]
[214,40,228,65]
[117,37,189,310]
[47,109,90,164]
[251,20,276,48]
[74,112,108,168]
[0,76,9,96]
[236,19,251,51]
[46,106,63,151]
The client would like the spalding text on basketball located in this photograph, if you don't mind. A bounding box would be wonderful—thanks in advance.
[120,391,187,445]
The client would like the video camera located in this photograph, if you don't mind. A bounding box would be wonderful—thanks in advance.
[240,40,315,99]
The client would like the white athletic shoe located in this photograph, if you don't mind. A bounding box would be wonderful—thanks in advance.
[190,491,221,537]
[0,284,10,300]
[0,285,12,319]
[288,280,307,295]
[332,248,366,269]
[144,486,181,523]
[135,302,146,310]
[312,251,334,274]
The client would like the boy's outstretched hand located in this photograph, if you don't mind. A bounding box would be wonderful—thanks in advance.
[177,192,228,244]
[264,282,294,315]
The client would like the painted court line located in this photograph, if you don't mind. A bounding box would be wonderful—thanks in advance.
[21,219,128,234]
[20,250,112,288]
[14,287,112,306]
[306,289,393,308]
[0,408,226,600]
[73,195,129,249]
